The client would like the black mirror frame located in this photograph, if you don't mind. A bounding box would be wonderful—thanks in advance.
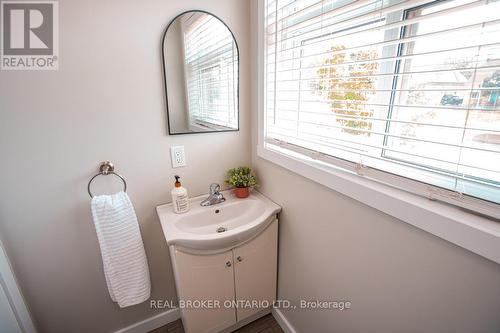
[161,10,240,135]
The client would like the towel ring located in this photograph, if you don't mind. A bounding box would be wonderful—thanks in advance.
[88,161,127,198]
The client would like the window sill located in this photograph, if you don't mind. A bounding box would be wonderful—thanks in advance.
[257,144,500,264]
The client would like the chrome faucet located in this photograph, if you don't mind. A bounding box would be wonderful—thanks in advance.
[200,183,226,207]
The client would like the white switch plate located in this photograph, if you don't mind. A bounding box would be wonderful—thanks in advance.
[170,146,186,168]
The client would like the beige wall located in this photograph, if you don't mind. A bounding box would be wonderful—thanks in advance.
[0,0,250,332]
[249,2,500,333]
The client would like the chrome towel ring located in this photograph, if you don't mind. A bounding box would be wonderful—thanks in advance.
[88,161,127,198]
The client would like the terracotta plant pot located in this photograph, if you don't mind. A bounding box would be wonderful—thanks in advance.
[234,187,250,198]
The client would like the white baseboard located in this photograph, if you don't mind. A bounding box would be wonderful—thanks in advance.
[272,308,297,333]
[114,308,180,333]
[114,307,292,333]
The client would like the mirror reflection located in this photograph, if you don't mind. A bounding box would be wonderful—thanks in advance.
[163,11,239,134]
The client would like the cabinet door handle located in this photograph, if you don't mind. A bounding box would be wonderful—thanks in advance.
[236,256,243,262]
[225,261,232,267]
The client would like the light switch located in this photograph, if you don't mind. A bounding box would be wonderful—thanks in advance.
[170,146,186,168]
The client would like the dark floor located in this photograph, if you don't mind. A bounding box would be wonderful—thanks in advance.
[149,314,283,333]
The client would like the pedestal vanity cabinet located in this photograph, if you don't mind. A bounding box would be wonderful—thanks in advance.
[156,191,281,333]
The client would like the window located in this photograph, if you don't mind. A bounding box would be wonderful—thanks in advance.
[263,0,500,217]
[183,13,238,130]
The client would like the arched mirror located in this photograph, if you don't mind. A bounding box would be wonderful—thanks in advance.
[162,11,239,135]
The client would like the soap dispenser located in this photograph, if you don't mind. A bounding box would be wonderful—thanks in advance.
[171,175,189,214]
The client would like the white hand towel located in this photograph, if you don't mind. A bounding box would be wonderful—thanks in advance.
[91,191,151,308]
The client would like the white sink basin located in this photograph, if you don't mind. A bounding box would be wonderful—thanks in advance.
[156,190,281,251]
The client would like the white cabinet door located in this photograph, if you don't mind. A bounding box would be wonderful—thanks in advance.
[233,220,278,321]
[174,249,236,333]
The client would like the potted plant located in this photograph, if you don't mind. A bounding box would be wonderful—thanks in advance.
[225,166,258,198]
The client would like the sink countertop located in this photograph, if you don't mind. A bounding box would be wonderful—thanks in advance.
[156,190,281,252]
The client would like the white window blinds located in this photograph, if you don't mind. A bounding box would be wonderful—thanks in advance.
[183,13,238,129]
[264,0,500,217]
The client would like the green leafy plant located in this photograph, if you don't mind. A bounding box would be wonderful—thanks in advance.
[225,166,258,188]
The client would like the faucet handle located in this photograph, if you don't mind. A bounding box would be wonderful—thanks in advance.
[209,183,221,195]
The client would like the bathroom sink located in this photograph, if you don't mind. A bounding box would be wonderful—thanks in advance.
[156,190,281,251]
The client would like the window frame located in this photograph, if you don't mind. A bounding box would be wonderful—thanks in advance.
[183,16,238,131]
[256,0,500,264]
[381,0,492,187]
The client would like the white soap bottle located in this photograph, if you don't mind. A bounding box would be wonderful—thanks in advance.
[171,175,189,214]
